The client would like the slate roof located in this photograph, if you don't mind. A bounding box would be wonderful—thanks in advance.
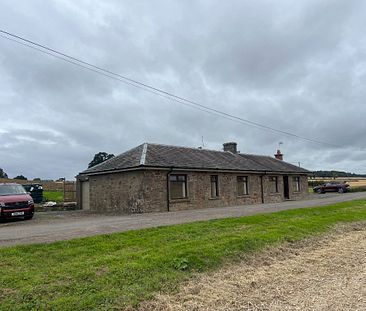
[80,143,310,175]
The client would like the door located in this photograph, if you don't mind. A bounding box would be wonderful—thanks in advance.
[283,176,290,199]
[81,181,90,210]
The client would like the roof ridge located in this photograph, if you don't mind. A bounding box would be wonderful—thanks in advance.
[145,142,235,155]
[147,143,275,158]
[139,143,148,165]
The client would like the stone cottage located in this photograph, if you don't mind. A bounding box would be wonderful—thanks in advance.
[76,142,310,213]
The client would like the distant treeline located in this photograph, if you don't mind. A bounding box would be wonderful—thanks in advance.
[312,170,366,178]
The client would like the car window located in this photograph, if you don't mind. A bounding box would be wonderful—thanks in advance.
[0,185,27,196]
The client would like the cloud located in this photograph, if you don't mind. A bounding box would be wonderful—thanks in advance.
[1,0,366,179]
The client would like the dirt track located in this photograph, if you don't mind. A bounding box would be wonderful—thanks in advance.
[140,223,366,311]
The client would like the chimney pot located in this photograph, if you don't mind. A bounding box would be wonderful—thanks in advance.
[275,149,283,161]
[223,142,238,154]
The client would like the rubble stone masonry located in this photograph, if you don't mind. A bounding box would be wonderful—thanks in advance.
[83,170,308,213]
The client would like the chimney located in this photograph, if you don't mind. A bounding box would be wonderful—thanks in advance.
[223,142,238,154]
[274,149,283,161]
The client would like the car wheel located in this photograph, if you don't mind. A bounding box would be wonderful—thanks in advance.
[338,188,344,193]
[316,188,322,194]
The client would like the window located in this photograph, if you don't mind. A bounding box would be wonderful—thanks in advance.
[210,175,219,198]
[269,176,279,193]
[169,174,187,199]
[293,177,300,192]
[237,176,249,196]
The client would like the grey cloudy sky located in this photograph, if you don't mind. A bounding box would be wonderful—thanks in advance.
[1,0,366,180]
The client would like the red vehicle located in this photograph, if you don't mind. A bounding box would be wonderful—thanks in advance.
[0,183,34,220]
[313,182,350,194]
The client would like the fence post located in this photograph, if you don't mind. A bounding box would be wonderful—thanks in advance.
[63,178,66,202]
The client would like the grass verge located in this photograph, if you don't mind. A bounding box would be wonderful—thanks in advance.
[43,190,64,202]
[1,200,366,310]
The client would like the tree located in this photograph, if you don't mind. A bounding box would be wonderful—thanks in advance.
[14,175,27,180]
[0,168,8,179]
[88,152,115,168]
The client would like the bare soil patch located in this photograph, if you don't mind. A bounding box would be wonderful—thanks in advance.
[139,223,366,311]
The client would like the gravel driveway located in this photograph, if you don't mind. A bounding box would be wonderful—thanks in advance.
[1,192,366,247]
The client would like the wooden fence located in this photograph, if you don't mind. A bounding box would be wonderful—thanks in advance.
[0,178,76,202]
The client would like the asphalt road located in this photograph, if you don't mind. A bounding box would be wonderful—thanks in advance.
[1,192,366,247]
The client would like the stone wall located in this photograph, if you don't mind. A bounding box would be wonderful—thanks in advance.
[140,170,168,213]
[261,175,283,204]
[88,171,145,213]
[35,202,79,212]
[167,171,263,211]
[80,170,309,213]
[288,175,309,200]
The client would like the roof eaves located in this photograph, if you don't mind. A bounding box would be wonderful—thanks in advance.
[78,165,143,176]
[77,165,311,177]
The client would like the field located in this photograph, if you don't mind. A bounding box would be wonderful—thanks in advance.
[346,178,366,187]
[143,223,366,310]
[310,177,366,187]
[309,177,366,193]
[0,200,366,310]
[43,190,64,202]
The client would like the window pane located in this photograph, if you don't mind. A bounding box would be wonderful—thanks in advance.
[170,175,187,199]
[237,176,248,195]
[270,176,278,193]
[271,183,276,193]
[170,181,186,199]
[237,181,243,195]
[211,181,216,197]
[181,181,186,197]
[210,175,218,197]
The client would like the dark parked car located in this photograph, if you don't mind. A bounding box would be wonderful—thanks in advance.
[313,182,350,194]
[0,183,34,220]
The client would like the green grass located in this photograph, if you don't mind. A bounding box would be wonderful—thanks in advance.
[1,200,366,310]
[43,190,64,202]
